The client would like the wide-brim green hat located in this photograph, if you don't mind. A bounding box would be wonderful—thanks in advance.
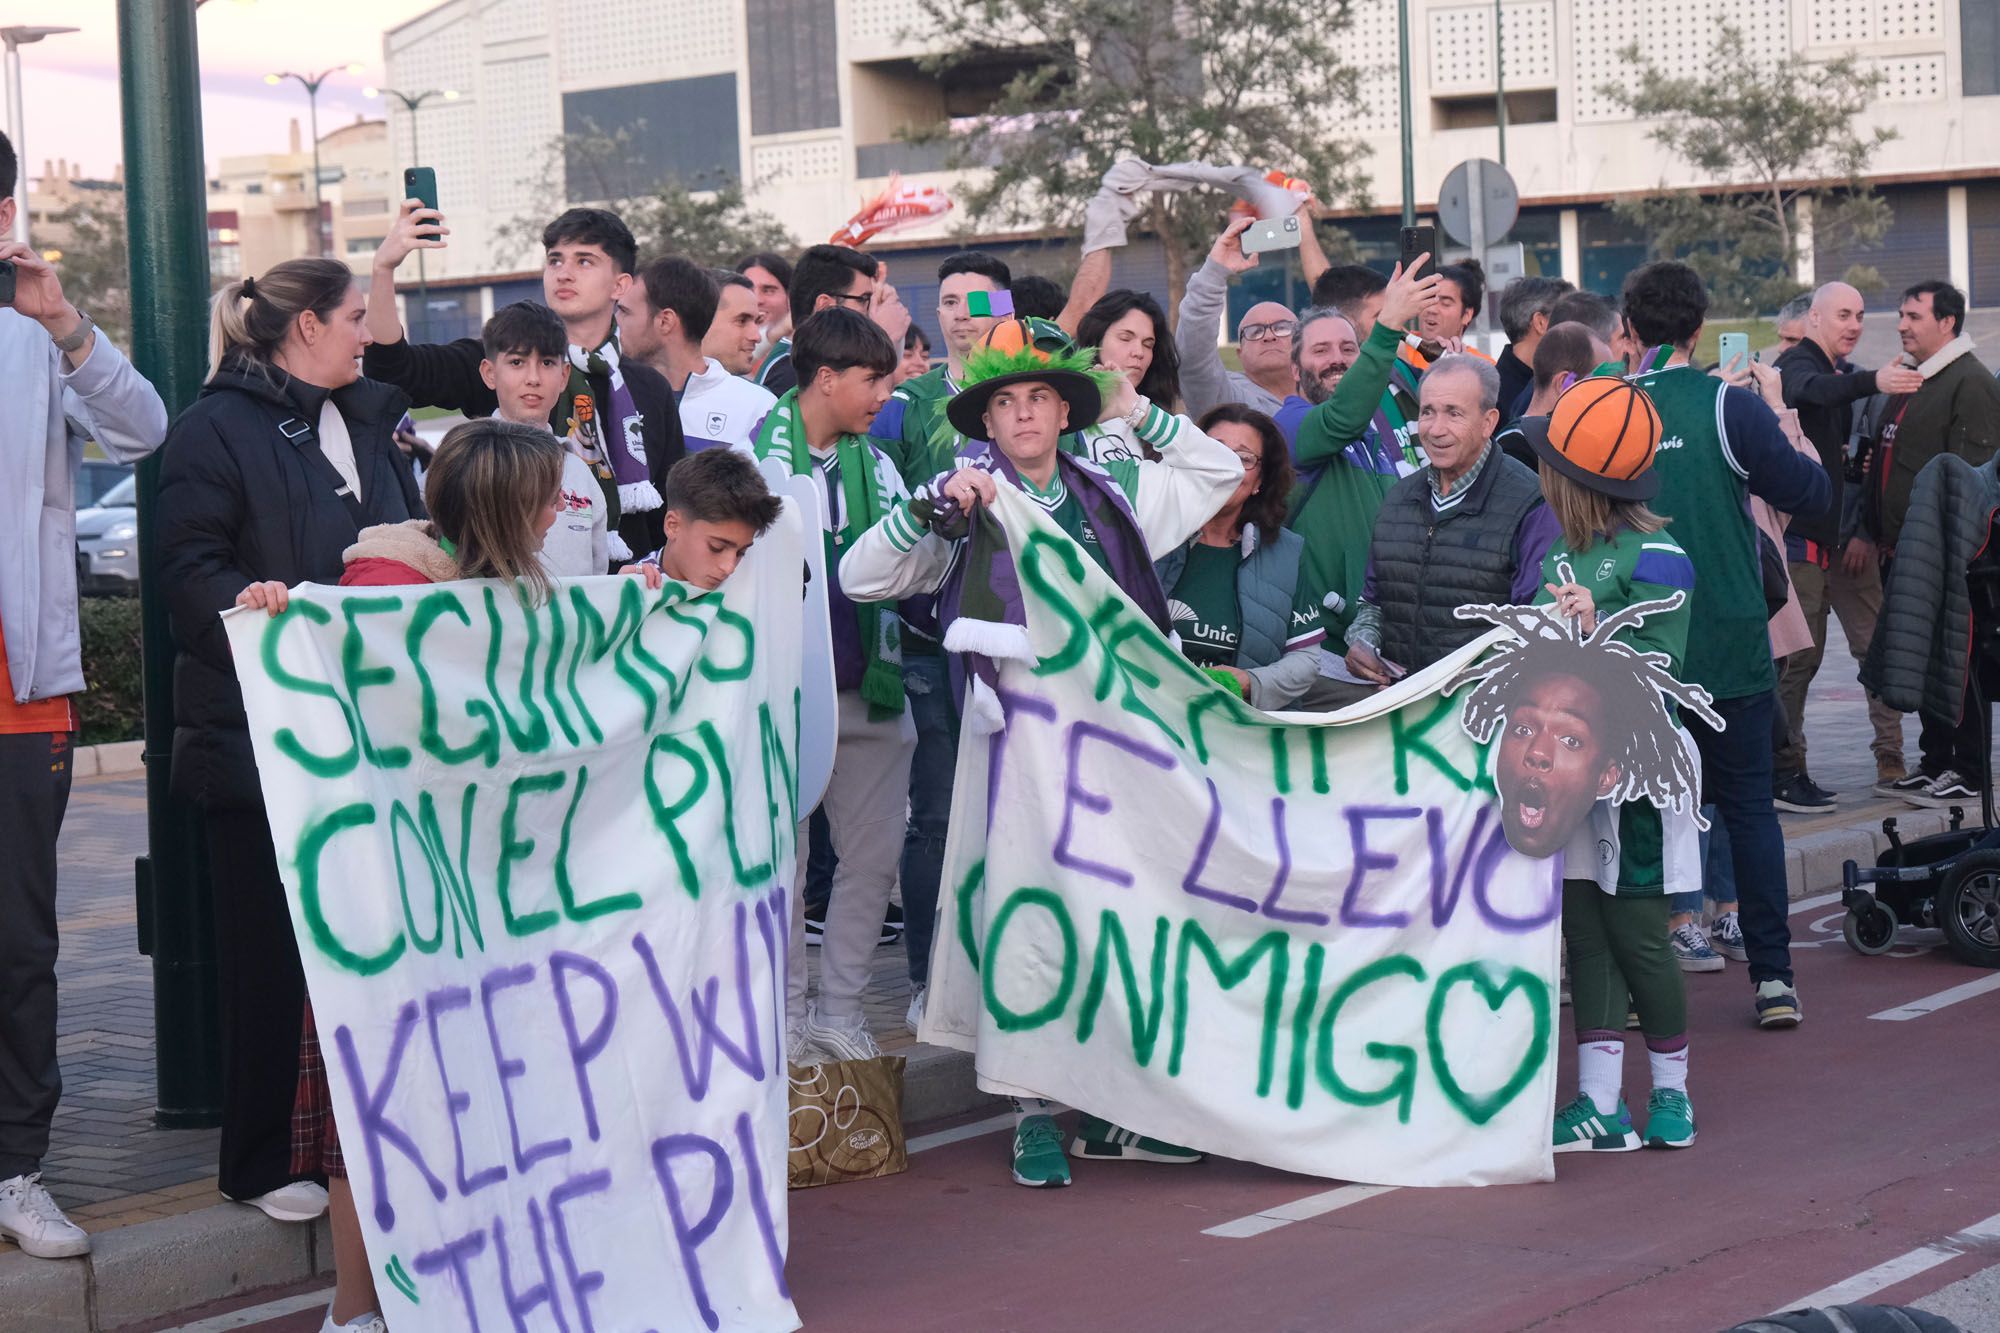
[945,317,1123,441]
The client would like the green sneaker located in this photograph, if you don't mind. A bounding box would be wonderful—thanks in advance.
[1644,1088,1697,1148]
[1552,1093,1641,1153]
[1069,1113,1204,1164]
[1011,1115,1072,1188]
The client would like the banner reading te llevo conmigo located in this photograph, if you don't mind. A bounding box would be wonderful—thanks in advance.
[224,516,810,1333]
[922,485,1562,1188]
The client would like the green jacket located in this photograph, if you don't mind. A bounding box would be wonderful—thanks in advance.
[1286,322,1416,649]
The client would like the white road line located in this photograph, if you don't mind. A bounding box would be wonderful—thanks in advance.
[907,1112,1015,1154]
[1790,891,1844,916]
[154,1288,332,1333]
[1869,972,2000,1022]
[1777,1211,2000,1313]
[1203,1183,1400,1239]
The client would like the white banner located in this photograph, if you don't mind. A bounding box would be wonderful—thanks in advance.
[923,486,1562,1188]
[224,513,810,1332]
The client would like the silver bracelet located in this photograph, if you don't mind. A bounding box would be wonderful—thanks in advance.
[1122,394,1152,430]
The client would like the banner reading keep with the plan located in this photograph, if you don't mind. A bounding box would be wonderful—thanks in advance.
[224,516,809,1333]
[922,486,1561,1188]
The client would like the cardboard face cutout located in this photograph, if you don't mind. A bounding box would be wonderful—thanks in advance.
[1449,575,1724,859]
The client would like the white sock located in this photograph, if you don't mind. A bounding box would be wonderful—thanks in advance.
[1577,1040,1624,1115]
[1649,1044,1689,1095]
[1012,1097,1055,1127]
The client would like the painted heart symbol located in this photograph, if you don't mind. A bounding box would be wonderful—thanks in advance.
[1425,961,1551,1126]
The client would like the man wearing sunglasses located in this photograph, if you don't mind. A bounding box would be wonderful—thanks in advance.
[1177,216,1303,419]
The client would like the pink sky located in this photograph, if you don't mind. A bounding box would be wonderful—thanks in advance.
[2,0,445,182]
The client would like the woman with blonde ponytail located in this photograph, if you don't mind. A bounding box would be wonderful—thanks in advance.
[152,258,425,1268]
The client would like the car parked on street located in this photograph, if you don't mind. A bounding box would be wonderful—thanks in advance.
[76,472,139,595]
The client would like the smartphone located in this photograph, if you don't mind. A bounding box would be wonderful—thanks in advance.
[0,260,13,306]
[1240,215,1303,256]
[1399,225,1436,283]
[403,166,439,214]
[1717,331,1749,370]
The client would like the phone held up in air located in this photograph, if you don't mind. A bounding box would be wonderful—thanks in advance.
[1240,215,1303,256]
[404,166,440,215]
[1399,224,1437,284]
[0,261,14,307]
[1717,330,1750,371]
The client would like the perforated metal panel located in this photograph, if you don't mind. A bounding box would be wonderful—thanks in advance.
[751,137,845,185]
[845,0,927,56]
[1871,52,1946,99]
[1347,0,1402,136]
[1428,2,1556,92]
[480,0,546,44]
[1574,0,1789,123]
[389,18,479,97]
[388,98,482,216]
[1807,0,1943,43]
[556,0,737,88]
[481,55,556,215]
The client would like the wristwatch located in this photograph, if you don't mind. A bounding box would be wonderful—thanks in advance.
[52,309,93,355]
[1122,393,1153,430]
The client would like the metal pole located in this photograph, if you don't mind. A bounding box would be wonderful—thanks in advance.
[1495,0,1508,166]
[1397,0,1416,229]
[117,0,223,1126]
[7,42,26,243]
[307,85,324,257]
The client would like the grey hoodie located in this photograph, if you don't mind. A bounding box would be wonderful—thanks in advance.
[1,310,168,707]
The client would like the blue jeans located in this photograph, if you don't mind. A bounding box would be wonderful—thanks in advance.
[1684,690,1792,986]
[1670,803,1736,916]
[900,653,960,986]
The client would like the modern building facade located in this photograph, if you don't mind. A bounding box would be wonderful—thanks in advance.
[204,116,397,282]
[381,0,2000,314]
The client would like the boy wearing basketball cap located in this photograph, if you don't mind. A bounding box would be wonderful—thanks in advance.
[1520,378,1705,1154]
[840,317,1241,1190]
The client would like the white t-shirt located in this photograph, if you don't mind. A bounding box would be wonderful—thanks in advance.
[540,450,609,577]
[316,399,362,500]
[679,357,777,454]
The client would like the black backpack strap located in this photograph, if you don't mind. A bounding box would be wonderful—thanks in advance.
[278,415,369,530]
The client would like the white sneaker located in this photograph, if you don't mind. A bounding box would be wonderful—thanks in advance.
[906,984,927,1036]
[320,1309,388,1333]
[786,1015,813,1067]
[0,1172,91,1259]
[230,1180,329,1223]
[803,1003,882,1063]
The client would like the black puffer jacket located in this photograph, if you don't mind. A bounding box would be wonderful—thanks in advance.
[1860,452,2000,724]
[155,358,424,810]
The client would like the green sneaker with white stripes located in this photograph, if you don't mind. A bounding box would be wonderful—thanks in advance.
[1552,1093,1642,1153]
[1644,1088,1697,1148]
[1011,1115,1072,1188]
[1069,1113,1205,1164]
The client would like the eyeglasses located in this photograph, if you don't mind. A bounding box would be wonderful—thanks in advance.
[830,291,874,309]
[1230,451,1262,470]
[1240,321,1298,342]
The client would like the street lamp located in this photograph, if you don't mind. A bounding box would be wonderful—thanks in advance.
[1,25,82,243]
[265,64,364,257]
[362,84,460,300]
[1395,0,1414,228]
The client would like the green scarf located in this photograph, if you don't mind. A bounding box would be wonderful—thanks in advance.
[753,389,905,719]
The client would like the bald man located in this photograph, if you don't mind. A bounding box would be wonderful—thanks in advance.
[1770,282,1925,806]
[1178,215,1303,419]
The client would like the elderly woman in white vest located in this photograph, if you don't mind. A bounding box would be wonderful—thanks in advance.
[1154,403,1332,710]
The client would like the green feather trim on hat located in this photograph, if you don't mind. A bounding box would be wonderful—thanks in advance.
[958,340,1127,401]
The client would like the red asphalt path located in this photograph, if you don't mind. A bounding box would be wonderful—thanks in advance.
[149,902,2000,1332]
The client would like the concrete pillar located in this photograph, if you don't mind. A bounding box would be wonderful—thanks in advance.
[1947,186,1971,291]
[1559,208,1581,286]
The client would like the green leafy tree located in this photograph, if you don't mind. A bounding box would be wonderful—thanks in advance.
[47,198,132,349]
[903,0,1373,316]
[496,121,795,270]
[1602,25,1896,314]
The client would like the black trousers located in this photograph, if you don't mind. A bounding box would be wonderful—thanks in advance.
[205,804,310,1199]
[0,732,73,1180]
